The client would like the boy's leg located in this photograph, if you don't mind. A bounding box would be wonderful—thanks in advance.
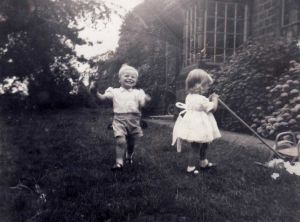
[125,135,135,164]
[126,135,135,156]
[115,136,127,166]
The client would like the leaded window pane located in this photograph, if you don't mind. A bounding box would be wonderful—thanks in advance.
[217,18,225,32]
[227,19,235,33]
[217,2,225,17]
[227,4,235,18]
[237,4,245,19]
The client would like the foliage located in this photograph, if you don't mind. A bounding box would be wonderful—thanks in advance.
[0,0,110,109]
[252,61,300,137]
[211,38,300,137]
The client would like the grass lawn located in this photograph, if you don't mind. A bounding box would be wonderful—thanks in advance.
[0,108,299,222]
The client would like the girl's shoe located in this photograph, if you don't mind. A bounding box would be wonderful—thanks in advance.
[200,161,217,170]
[111,163,123,171]
[187,166,199,175]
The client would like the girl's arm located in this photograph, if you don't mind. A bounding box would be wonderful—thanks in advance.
[210,93,219,112]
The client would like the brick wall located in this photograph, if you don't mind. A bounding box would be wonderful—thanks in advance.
[251,0,282,38]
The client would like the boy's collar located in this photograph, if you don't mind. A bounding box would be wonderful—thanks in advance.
[120,86,133,92]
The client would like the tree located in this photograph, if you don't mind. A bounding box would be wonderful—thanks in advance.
[0,0,111,109]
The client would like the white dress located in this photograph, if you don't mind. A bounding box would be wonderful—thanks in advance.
[172,94,221,145]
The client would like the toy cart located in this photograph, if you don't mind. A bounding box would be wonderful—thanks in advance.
[272,131,300,163]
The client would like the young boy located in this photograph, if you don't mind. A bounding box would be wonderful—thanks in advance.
[94,64,150,171]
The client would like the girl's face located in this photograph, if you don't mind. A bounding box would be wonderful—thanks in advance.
[119,70,138,89]
[191,81,210,94]
[201,81,210,93]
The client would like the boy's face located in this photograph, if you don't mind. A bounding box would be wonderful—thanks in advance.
[119,70,138,89]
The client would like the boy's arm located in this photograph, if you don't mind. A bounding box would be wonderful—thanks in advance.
[139,90,151,107]
[95,92,110,101]
[91,86,113,101]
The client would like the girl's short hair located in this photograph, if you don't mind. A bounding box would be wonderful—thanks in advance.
[185,69,213,91]
[118,64,139,78]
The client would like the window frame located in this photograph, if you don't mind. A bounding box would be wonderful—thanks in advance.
[203,0,248,63]
[183,0,249,66]
[281,0,300,28]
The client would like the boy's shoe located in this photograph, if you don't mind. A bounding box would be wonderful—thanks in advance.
[111,163,123,171]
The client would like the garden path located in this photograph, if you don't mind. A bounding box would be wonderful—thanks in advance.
[145,118,274,150]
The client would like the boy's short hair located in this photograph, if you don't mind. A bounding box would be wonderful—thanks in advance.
[118,64,139,78]
[185,69,213,91]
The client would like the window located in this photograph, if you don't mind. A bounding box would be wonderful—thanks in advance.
[204,1,248,63]
[183,0,248,66]
[281,0,300,39]
[282,0,300,26]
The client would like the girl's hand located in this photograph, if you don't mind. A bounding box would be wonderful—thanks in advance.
[210,93,219,112]
[209,93,219,100]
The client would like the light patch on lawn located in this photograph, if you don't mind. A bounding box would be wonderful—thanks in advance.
[267,159,300,176]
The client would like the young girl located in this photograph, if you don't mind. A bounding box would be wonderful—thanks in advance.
[172,69,221,174]
[93,64,150,171]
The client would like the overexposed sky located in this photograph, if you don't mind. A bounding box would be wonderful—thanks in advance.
[76,0,144,58]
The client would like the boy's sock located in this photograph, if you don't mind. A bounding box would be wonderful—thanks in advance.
[125,152,134,164]
[125,151,134,158]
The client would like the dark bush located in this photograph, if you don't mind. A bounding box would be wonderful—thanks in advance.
[211,38,300,137]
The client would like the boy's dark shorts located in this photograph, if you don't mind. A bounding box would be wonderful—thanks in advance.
[112,113,143,138]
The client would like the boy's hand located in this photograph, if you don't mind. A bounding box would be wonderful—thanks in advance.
[139,94,151,108]
[89,82,98,95]
[90,87,98,95]
[145,94,151,102]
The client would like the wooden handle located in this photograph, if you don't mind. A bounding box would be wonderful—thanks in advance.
[218,98,285,159]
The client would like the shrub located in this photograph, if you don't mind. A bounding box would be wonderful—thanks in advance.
[212,38,300,138]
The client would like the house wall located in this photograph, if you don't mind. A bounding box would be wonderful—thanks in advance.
[251,0,282,38]
[174,0,285,103]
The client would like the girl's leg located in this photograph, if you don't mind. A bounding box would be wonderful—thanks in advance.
[115,136,127,166]
[199,143,208,160]
[188,142,201,171]
[199,143,216,168]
